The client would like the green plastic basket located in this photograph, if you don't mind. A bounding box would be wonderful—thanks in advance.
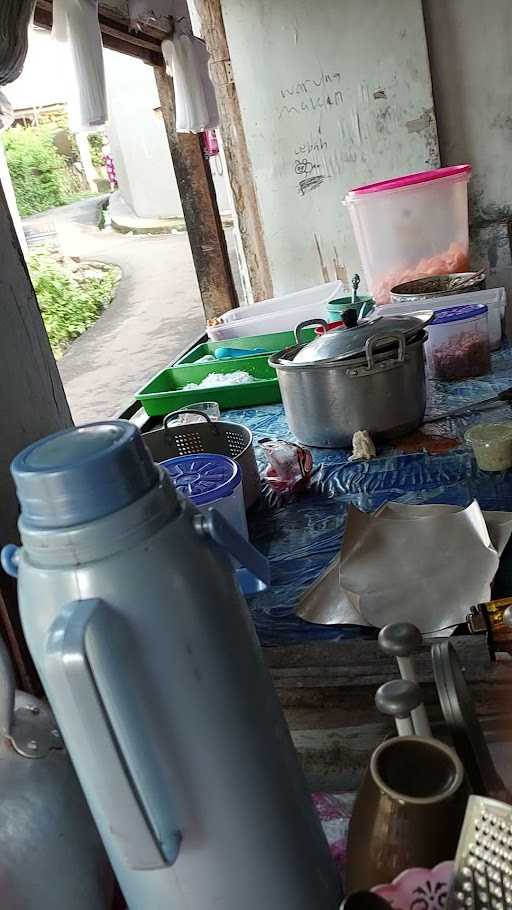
[136,353,281,417]
[175,328,316,367]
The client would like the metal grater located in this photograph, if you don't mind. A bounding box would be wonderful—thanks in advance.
[448,795,512,908]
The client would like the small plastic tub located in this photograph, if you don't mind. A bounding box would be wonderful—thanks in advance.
[425,304,490,381]
[465,423,512,472]
[160,453,248,543]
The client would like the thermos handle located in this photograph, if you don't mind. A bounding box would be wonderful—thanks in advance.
[46,598,181,870]
[194,509,271,586]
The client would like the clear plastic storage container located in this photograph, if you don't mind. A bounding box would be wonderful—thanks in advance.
[465,423,512,472]
[367,287,506,351]
[207,281,343,340]
[425,304,490,381]
[344,165,471,304]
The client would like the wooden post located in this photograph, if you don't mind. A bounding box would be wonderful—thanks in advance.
[154,66,239,321]
[193,0,273,303]
[0,181,72,689]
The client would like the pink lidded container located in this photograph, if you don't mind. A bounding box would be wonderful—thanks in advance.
[344,165,472,304]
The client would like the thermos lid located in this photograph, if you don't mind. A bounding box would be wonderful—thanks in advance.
[11,421,160,528]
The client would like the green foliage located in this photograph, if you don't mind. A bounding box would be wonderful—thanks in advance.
[28,253,119,356]
[3,125,77,216]
[88,132,105,169]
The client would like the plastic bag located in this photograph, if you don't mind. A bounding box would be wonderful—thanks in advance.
[260,438,313,494]
[161,31,219,133]
[52,0,107,130]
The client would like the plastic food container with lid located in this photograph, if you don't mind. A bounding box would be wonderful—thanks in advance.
[207,281,344,340]
[364,287,506,351]
[465,423,512,472]
[425,304,490,381]
[344,165,471,305]
[160,453,248,543]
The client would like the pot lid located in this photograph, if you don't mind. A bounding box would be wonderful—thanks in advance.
[291,312,433,364]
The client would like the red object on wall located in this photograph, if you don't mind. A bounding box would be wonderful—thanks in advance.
[200,129,220,157]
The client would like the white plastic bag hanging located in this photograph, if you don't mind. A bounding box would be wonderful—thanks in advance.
[52,0,107,130]
[162,31,219,133]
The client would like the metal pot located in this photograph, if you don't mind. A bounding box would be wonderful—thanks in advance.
[269,330,427,448]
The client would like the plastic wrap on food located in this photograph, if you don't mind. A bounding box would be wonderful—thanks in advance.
[259,438,313,494]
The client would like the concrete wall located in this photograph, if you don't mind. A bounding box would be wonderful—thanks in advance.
[220,0,440,296]
[423,0,512,291]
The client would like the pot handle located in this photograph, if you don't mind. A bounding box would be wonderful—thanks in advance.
[365,333,405,370]
[294,318,328,343]
[45,598,181,870]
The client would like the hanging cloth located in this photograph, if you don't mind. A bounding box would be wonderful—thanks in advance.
[52,0,107,130]
[0,0,35,131]
[0,0,35,84]
[162,32,219,133]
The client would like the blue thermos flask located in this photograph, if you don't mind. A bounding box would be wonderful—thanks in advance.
[2,421,340,909]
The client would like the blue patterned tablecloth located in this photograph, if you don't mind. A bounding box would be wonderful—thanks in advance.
[223,346,512,646]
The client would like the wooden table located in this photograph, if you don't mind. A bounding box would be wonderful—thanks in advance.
[266,637,512,794]
[122,334,512,796]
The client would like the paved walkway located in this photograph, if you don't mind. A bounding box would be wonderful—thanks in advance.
[24,197,209,423]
